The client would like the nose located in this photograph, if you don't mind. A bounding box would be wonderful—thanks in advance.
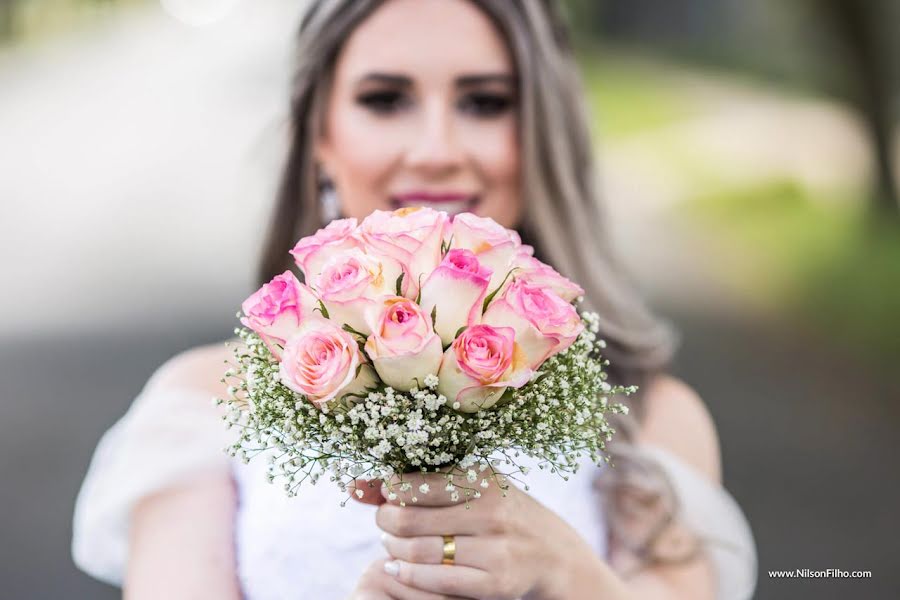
[405,97,464,177]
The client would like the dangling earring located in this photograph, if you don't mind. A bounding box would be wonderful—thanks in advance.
[318,168,340,224]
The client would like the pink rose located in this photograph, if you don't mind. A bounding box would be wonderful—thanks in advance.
[363,297,443,391]
[240,271,320,359]
[482,279,584,369]
[279,319,377,408]
[437,324,532,413]
[418,249,492,346]
[449,212,520,291]
[518,244,535,257]
[357,207,449,293]
[290,218,360,283]
[512,253,584,302]
[309,248,405,335]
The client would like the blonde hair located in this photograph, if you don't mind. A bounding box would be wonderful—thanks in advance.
[258,0,690,572]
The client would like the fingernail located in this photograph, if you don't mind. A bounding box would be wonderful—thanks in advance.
[384,560,400,577]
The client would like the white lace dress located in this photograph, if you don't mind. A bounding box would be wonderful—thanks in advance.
[73,363,757,599]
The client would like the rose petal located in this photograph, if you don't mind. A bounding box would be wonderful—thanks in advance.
[370,334,443,392]
[419,250,491,346]
[482,298,560,369]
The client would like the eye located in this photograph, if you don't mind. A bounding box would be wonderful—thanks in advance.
[458,93,514,117]
[355,90,410,115]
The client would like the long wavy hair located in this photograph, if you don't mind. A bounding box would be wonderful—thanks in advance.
[258,0,695,572]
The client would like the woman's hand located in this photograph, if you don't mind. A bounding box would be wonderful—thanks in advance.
[348,557,472,600]
[371,471,628,600]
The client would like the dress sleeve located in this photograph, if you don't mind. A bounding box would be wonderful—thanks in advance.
[71,365,235,586]
[637,444,757,600]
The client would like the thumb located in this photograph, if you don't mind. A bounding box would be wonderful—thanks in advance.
[349,478,387,506]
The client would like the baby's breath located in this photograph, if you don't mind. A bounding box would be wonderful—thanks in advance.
[221,311,634,504]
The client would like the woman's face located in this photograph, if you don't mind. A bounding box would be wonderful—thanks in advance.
[315,0,522,228]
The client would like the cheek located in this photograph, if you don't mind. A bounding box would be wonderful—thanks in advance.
[325,101,406,218]
[462,118,521,227]
[471,120,519,180]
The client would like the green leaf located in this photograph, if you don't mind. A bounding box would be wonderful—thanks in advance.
[414,273,425,304]
[342,323,367,339]
[430,305,438,331]
[315,299,330,319]
[453,325,467,339]
[395,272,405,296]
[338,391,366,405]
[441,235,454,256]
[481,268,518,313]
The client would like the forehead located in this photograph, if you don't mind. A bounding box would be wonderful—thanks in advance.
[336,0,514,80]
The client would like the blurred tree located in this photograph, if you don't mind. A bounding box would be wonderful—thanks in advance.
[1,0,124,43]
[0,0,21,40]
[818,0,899,218]
[563,0,900,218]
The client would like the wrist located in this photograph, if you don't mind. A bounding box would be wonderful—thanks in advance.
[527,531,586,600]
[530,538,632,600]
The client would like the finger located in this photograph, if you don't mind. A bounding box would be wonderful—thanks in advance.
[381,472,476,507]
[350,478,387,506]
[347,591,391,600]
[384,575,471,600]
[381,533,483,569]
[349,559,393,600]
[359,558,468,600]
[384,559,492,599]
[376,503,485,537]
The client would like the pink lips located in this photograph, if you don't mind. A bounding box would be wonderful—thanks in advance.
[392,192,475,203]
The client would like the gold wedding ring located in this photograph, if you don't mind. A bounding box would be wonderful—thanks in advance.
[441,535,456,565]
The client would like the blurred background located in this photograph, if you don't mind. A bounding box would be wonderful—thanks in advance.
[1,0,898,598]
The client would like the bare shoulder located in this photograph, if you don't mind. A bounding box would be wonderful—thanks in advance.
[148,340,236,399]
[126,341,242,598]
[636,374,722,484]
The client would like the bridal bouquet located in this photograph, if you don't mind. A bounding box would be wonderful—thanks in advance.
[220,208,633,504]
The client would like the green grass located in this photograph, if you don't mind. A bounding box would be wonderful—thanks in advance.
[687,180,900,364]
[1,0,147,47]
[578,49,695,139]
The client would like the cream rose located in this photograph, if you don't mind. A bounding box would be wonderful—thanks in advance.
[512,252,584,302]
[437,324,532,413]
[449,212,520,290]
[309,248,404,335]
[240,270,320,359]
[482,279,584,369]
[290,218,360,283]
[279,319,377,408]
[356,207,449,293]
[363,297,443,392]
[418,248,492,346]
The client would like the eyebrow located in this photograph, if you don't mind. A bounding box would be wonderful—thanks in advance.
[357,73,412,87]
[456,73,516,87]
[356,72,516,87]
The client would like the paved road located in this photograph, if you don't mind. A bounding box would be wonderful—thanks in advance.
[669,309,900,599]
[1,3,898,599]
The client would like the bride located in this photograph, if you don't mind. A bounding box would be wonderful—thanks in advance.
[73,1,756,598]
